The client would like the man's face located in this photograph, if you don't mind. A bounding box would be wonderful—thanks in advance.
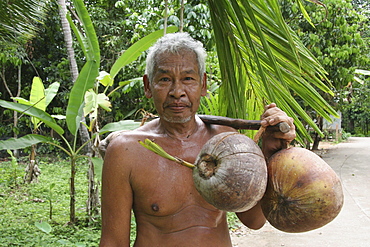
[144,51,207,123]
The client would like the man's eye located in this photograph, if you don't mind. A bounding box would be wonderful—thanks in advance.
[160,77,171,82]
[184,77,194,81]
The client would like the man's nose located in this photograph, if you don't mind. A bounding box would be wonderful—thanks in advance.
[169,81,185,98]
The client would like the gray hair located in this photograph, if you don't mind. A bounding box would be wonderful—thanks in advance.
[145,32,207,83]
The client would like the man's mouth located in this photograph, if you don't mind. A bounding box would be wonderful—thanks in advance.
[165,102,191,112]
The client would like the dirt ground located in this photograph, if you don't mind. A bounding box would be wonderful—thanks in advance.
[230,137,370,247]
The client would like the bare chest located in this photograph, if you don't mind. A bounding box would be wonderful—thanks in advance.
[133,161,228,235]
[124,128,233,241]
[131,152,207,213]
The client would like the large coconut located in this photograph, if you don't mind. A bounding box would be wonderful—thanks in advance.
[192,132,268,212]
[261,147,344,233]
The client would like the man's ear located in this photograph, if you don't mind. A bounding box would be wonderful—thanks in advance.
[201,73,207,96]
[143,74,152,98]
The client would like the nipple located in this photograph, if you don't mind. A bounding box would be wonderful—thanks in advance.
[151,203,159,212]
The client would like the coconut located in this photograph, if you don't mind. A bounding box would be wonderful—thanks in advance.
[140,132,268,212]
[192,132,268,212]
[261,147,344,233]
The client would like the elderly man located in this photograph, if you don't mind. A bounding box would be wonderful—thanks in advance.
[99,32,295,246]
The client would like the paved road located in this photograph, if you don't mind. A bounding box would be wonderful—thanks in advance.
[231,137,370,247]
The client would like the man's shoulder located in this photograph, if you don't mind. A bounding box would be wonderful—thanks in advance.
[205,123,237,136]
[99,121,158,158]
[195,115,237,135]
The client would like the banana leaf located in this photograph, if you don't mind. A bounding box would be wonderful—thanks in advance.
[0,134,52,150]
[99,120,142,135]
[110,26,178,79]
[66,0,100,136]
[0,100,64,135]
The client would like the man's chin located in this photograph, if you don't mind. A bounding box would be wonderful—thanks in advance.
[162,115,192,124]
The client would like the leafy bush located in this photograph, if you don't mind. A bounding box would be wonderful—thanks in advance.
[341,131,351,141]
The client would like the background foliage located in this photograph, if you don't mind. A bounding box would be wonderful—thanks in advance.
[1,0,369,148]
[280,0,370,139]
[0,0,370,245]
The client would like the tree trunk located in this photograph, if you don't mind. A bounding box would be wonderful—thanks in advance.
[79,120,92,156]
[14,66,22,157]
[348,118,355,134]
[24,144,41,183]
[12,107,19,158]
[58,0,78,82]
[70,158,76,224]
[86,158,100,224]
[312,116,323,150]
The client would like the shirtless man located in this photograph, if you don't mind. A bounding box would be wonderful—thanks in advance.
[99,32,296,246]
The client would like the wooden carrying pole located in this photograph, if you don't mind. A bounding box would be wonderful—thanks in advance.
[198,115,290,133]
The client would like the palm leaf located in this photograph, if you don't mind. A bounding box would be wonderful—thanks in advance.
[0,0,44,41]
[207,0,338,143]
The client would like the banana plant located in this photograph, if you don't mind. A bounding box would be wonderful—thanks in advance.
[12,77,59,183]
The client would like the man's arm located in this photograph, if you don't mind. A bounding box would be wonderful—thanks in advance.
[236,103,296,229]
[100,138,133,246]
[235,201,266,230]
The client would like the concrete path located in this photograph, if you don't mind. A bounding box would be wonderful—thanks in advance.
[231,137,370,247]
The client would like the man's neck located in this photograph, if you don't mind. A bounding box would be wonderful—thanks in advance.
[159,116,201,141]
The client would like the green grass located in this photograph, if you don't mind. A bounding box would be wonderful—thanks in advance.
[0,156,101,246]
[0,155,243,246]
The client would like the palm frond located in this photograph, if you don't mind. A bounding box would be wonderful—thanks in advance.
[0,0,45,41]
[207,0,337,143]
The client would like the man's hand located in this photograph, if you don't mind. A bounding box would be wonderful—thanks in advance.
[260,103,296,159]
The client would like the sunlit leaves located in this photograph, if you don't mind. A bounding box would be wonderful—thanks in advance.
[97,71,113,87]
[84,90,111,120]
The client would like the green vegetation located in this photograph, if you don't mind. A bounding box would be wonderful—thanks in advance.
[0,156,242,246]
[280,0,370,145]
[0,156,101,246]
[1,0,369,244]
